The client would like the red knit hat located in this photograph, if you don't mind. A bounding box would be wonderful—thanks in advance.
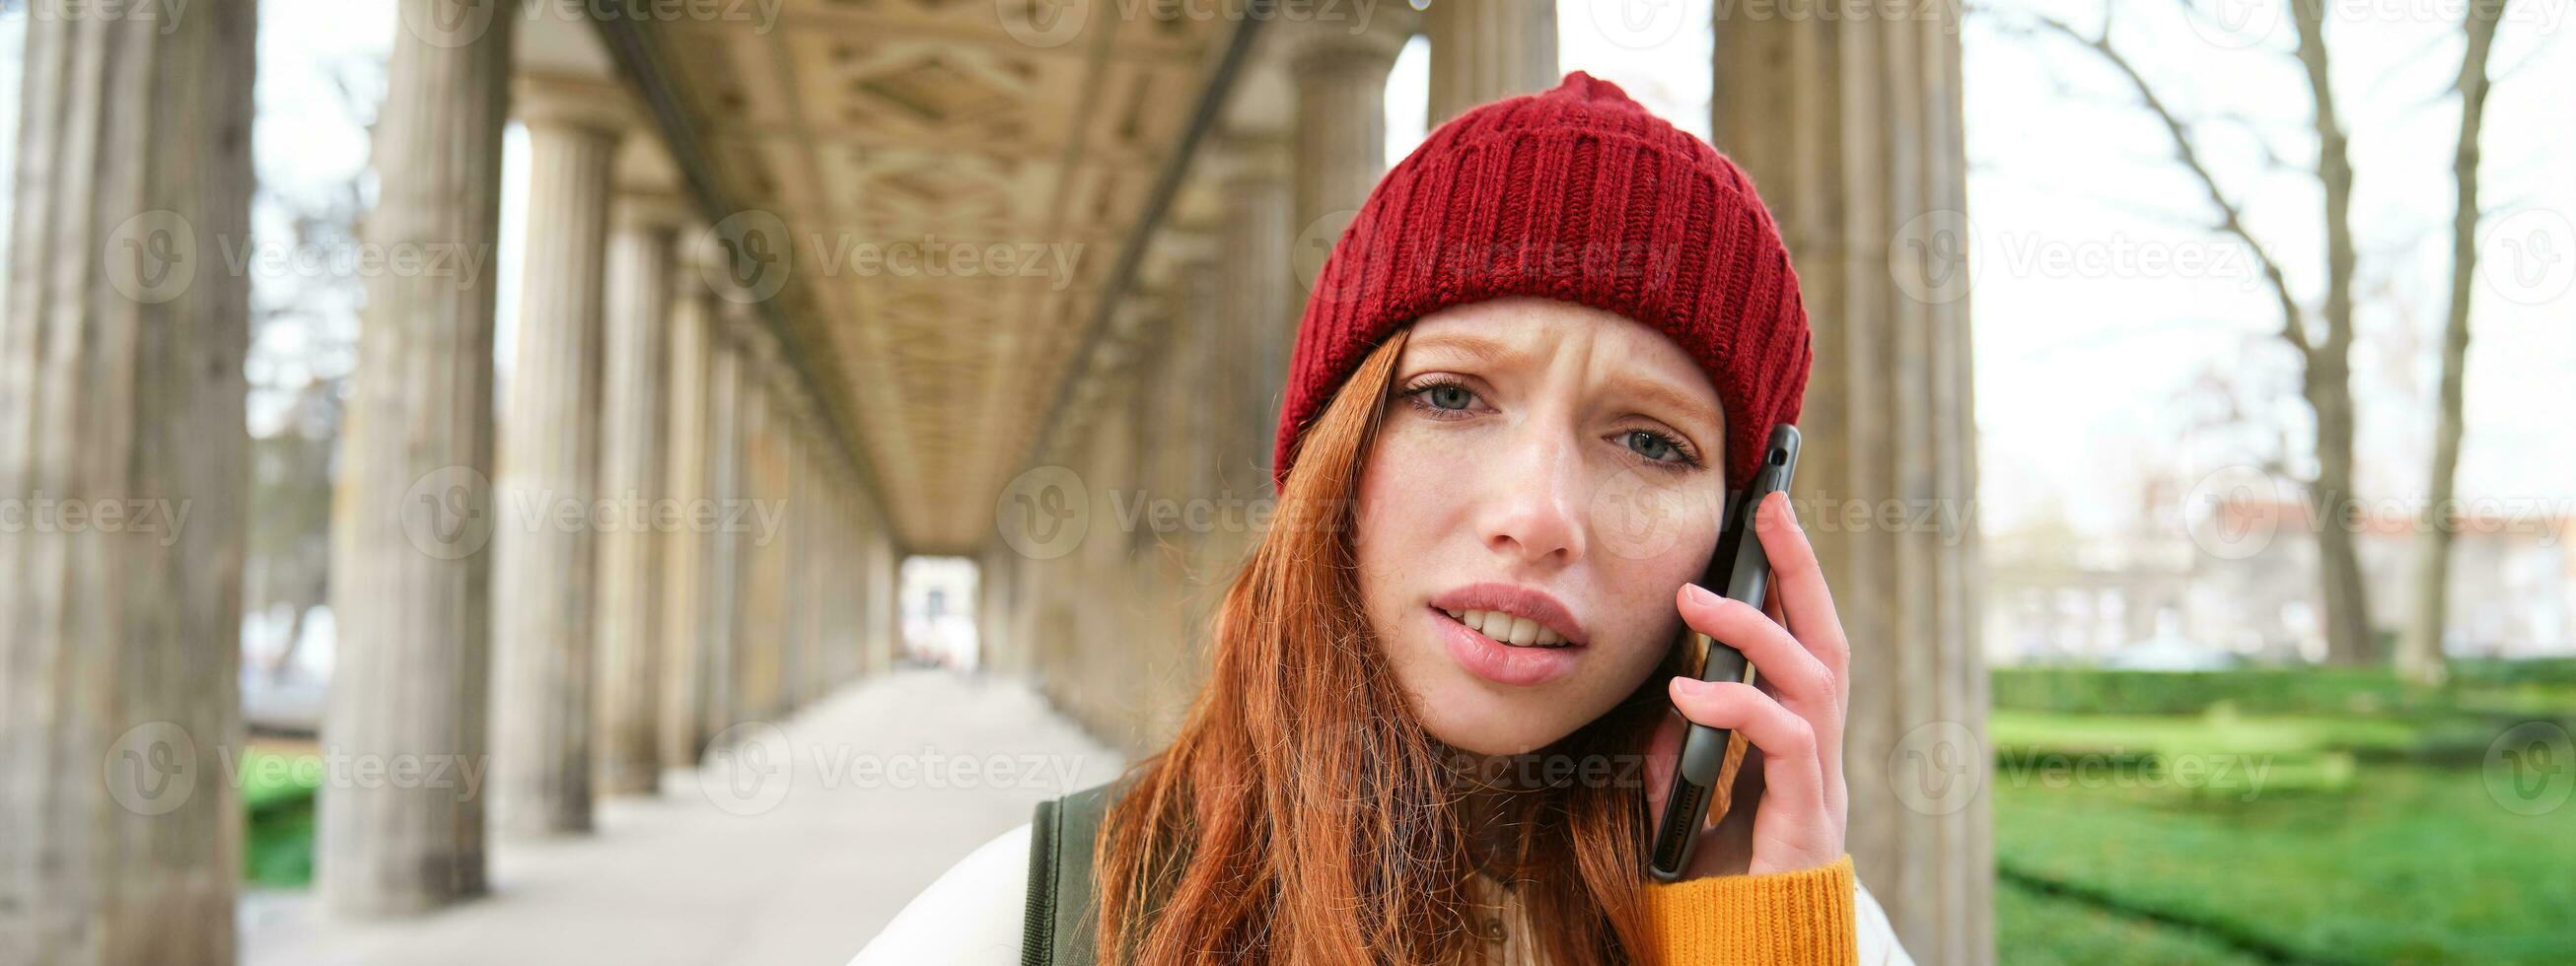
[1272,71,1811,495]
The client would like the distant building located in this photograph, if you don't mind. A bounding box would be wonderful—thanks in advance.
[1986,494,2576,665]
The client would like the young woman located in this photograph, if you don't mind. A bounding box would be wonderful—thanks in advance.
[855,73,1909,965]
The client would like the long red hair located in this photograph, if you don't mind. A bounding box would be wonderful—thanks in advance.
[1094,327,1685,966]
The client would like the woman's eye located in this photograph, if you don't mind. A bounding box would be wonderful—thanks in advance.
[1623,429,1684,463]
[1422,384,1474,411]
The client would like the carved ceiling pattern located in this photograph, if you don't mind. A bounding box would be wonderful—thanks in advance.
[657,0,1222,553]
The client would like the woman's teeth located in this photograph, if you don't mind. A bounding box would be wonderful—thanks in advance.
[1441,608,1570,648]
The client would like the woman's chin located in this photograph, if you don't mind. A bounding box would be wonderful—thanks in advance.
[1415,696,1584,757]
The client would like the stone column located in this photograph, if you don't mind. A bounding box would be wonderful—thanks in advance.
[1158,244,1225,717]
[976,544,1021,677]
[594,194,681,796]
[658,230,720,771]
[1712,8,1990,963]
[812,445,836,688]
[1151,241,1218,515]
[807,456,841,689]
[0,3,255,958]
[823,462,856,685]
[778,412,813,709]
[320,0,511,918]
[797,433,829,699]
[762,380,796,714]
[1425,0,1557,122]
[730,330,788,724]
[697,308,751,744]
[754,370,800,716]
[490,74,624,837]
[1286,16,1410,239]
[1209,137,1295,490]
[1277,13,1406,489]
[837,466,866,684]
[850,478,884,680]
[871,509,902,675]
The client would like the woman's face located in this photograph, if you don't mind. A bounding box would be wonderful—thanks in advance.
[1354,297,1730,756]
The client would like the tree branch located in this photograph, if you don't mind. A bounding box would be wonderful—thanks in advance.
[2026,11,2318,360]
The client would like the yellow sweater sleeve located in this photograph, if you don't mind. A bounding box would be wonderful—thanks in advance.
[1638,854,1858,964]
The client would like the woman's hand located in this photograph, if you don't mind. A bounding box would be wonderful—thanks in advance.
[1643,490,1851,878]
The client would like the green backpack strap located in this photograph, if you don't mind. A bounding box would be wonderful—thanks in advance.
[1023,782,1117,966]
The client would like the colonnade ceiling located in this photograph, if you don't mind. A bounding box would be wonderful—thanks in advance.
[649,0,1232,553]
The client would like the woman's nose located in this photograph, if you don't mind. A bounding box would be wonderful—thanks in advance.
[1477,426,1587,567]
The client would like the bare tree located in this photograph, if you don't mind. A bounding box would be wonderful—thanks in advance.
[247,56,378,683]
[2016,2,2377,664]
[2398,0,2513,688]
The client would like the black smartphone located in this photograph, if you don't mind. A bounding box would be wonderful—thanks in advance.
[1648,423,1801,882]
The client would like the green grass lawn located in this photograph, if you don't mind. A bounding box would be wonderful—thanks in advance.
[240,745,320,887]
[1997,876,2270,965]
[1993,722,2576,964]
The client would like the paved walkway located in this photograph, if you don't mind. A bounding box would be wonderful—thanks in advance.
[244,668,1126,966]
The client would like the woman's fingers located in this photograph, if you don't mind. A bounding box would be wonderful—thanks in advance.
[1665,678,1825,819]
[1751,492,1851,823]
[1753,491,1850,685]
[1676,582,1830,713]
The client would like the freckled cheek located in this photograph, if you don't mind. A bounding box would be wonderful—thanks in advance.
[1353,427,1458,608]
[1587,552,1697,657]
[1357,425,1469,527]
[1582,517,1720,667]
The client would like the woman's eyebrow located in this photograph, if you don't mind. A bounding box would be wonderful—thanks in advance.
[1406,331,1531,369]
[1610,375,1723,435]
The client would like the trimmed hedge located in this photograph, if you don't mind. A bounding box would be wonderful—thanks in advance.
[2450,656,2576,687]
[1991,659,2576,718]
[1991,666,2418,716]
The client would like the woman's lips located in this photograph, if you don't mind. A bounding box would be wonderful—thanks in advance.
[1429,605,1584,687]
[1426,583,1588,646]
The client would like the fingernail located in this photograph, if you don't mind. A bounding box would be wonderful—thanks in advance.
[1684,583,1718,606]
